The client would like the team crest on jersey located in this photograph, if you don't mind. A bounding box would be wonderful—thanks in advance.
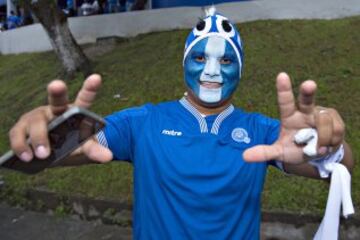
[231,128,250,144]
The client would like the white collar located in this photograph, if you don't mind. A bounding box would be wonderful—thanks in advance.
[179,97,234,135]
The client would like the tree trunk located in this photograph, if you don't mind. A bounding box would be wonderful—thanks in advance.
[26,0,92,79]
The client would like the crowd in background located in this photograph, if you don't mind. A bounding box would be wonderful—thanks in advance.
[59,0,148,17]
[0,0,148,32]
[0,8,33,32]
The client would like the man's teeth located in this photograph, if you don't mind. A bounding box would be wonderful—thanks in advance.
[200,81,222,89]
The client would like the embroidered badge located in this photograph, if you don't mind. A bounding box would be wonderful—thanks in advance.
[231,128,250,143]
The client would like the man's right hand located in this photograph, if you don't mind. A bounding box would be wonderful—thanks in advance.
[8,74,113,163]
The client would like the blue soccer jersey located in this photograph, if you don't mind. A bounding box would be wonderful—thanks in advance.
[97,97,281,240]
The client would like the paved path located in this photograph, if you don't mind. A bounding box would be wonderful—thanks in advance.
[0,204,132,240]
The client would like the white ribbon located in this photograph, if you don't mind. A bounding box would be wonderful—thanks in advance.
[313,163,354,240]
[294,128,355,240]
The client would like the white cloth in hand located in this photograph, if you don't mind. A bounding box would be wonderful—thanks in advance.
[294,128,354,240]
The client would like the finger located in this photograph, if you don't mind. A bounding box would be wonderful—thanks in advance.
[326,109,345,146]
[9,121,33,162]
[28,113,50,159]
[47,80,69,116]
[298,80,317,114]
[74,74,102,108]
[243,144,282,162]
[315,111,333,147]
[276,72,296,120]
[81,139,113,163]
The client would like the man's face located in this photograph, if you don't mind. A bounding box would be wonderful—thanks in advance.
[184,36,240,105]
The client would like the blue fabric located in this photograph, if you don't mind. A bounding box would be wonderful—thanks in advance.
[67,0,73,9]
[7,15,21,29]
[102,100,280,240]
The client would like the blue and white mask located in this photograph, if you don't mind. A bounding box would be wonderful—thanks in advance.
[183,7,244,104]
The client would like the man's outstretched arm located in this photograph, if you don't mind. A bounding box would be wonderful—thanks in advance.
[243,72,355,179]
[8,74,113,166]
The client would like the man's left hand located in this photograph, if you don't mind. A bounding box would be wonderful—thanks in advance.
[243,72,345,164]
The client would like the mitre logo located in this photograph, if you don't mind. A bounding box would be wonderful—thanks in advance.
[162,129,183,137]
[231,128,251,144]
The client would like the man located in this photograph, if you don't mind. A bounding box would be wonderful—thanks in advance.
[80,0,96,16]
[107,0,119,13]
[8,8,354,239]
[6,10,21,30]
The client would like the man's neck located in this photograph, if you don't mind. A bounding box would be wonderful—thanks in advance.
[185,93,232,116]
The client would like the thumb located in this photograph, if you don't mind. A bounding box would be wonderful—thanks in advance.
[243,144,282,162]
[81,138,113,163]
[74,74,102,109]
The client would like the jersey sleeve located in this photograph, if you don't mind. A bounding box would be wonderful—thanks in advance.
[96,105,151,162]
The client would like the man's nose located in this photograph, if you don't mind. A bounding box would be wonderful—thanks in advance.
[203,58,221,77]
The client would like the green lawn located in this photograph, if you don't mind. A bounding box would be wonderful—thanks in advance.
[0,17,359,215]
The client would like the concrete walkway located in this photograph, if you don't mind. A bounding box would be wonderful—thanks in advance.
[0,204,132,240]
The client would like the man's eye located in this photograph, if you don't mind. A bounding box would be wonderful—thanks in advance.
[220,58,231,64]
[195,56,206,62]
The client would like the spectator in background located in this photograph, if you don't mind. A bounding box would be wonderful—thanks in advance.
[67,0,74,9]
[107,0,118,13]
[125,0,134,11]
[7,11,21,30]
[120,0,141,12]
[80,0,96,16]
[92,0,100,14]
[119,0,126,12]
[97,0,107,14]
[66,0,76,17]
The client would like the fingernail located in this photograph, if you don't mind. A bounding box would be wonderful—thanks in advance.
[35,145,49,159]
[20,152,32,162]
[318,146,328,155]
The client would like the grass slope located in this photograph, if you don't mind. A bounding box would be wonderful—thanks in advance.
[0,17,359,215]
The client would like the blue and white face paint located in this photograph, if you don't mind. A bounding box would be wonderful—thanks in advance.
[183,7,244,104]
[184,36,240,103]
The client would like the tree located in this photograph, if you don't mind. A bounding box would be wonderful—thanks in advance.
[19,0,92,79]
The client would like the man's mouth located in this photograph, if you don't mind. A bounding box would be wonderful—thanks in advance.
[199,81,223,89]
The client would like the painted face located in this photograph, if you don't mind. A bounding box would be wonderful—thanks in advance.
[184,35,240,104]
